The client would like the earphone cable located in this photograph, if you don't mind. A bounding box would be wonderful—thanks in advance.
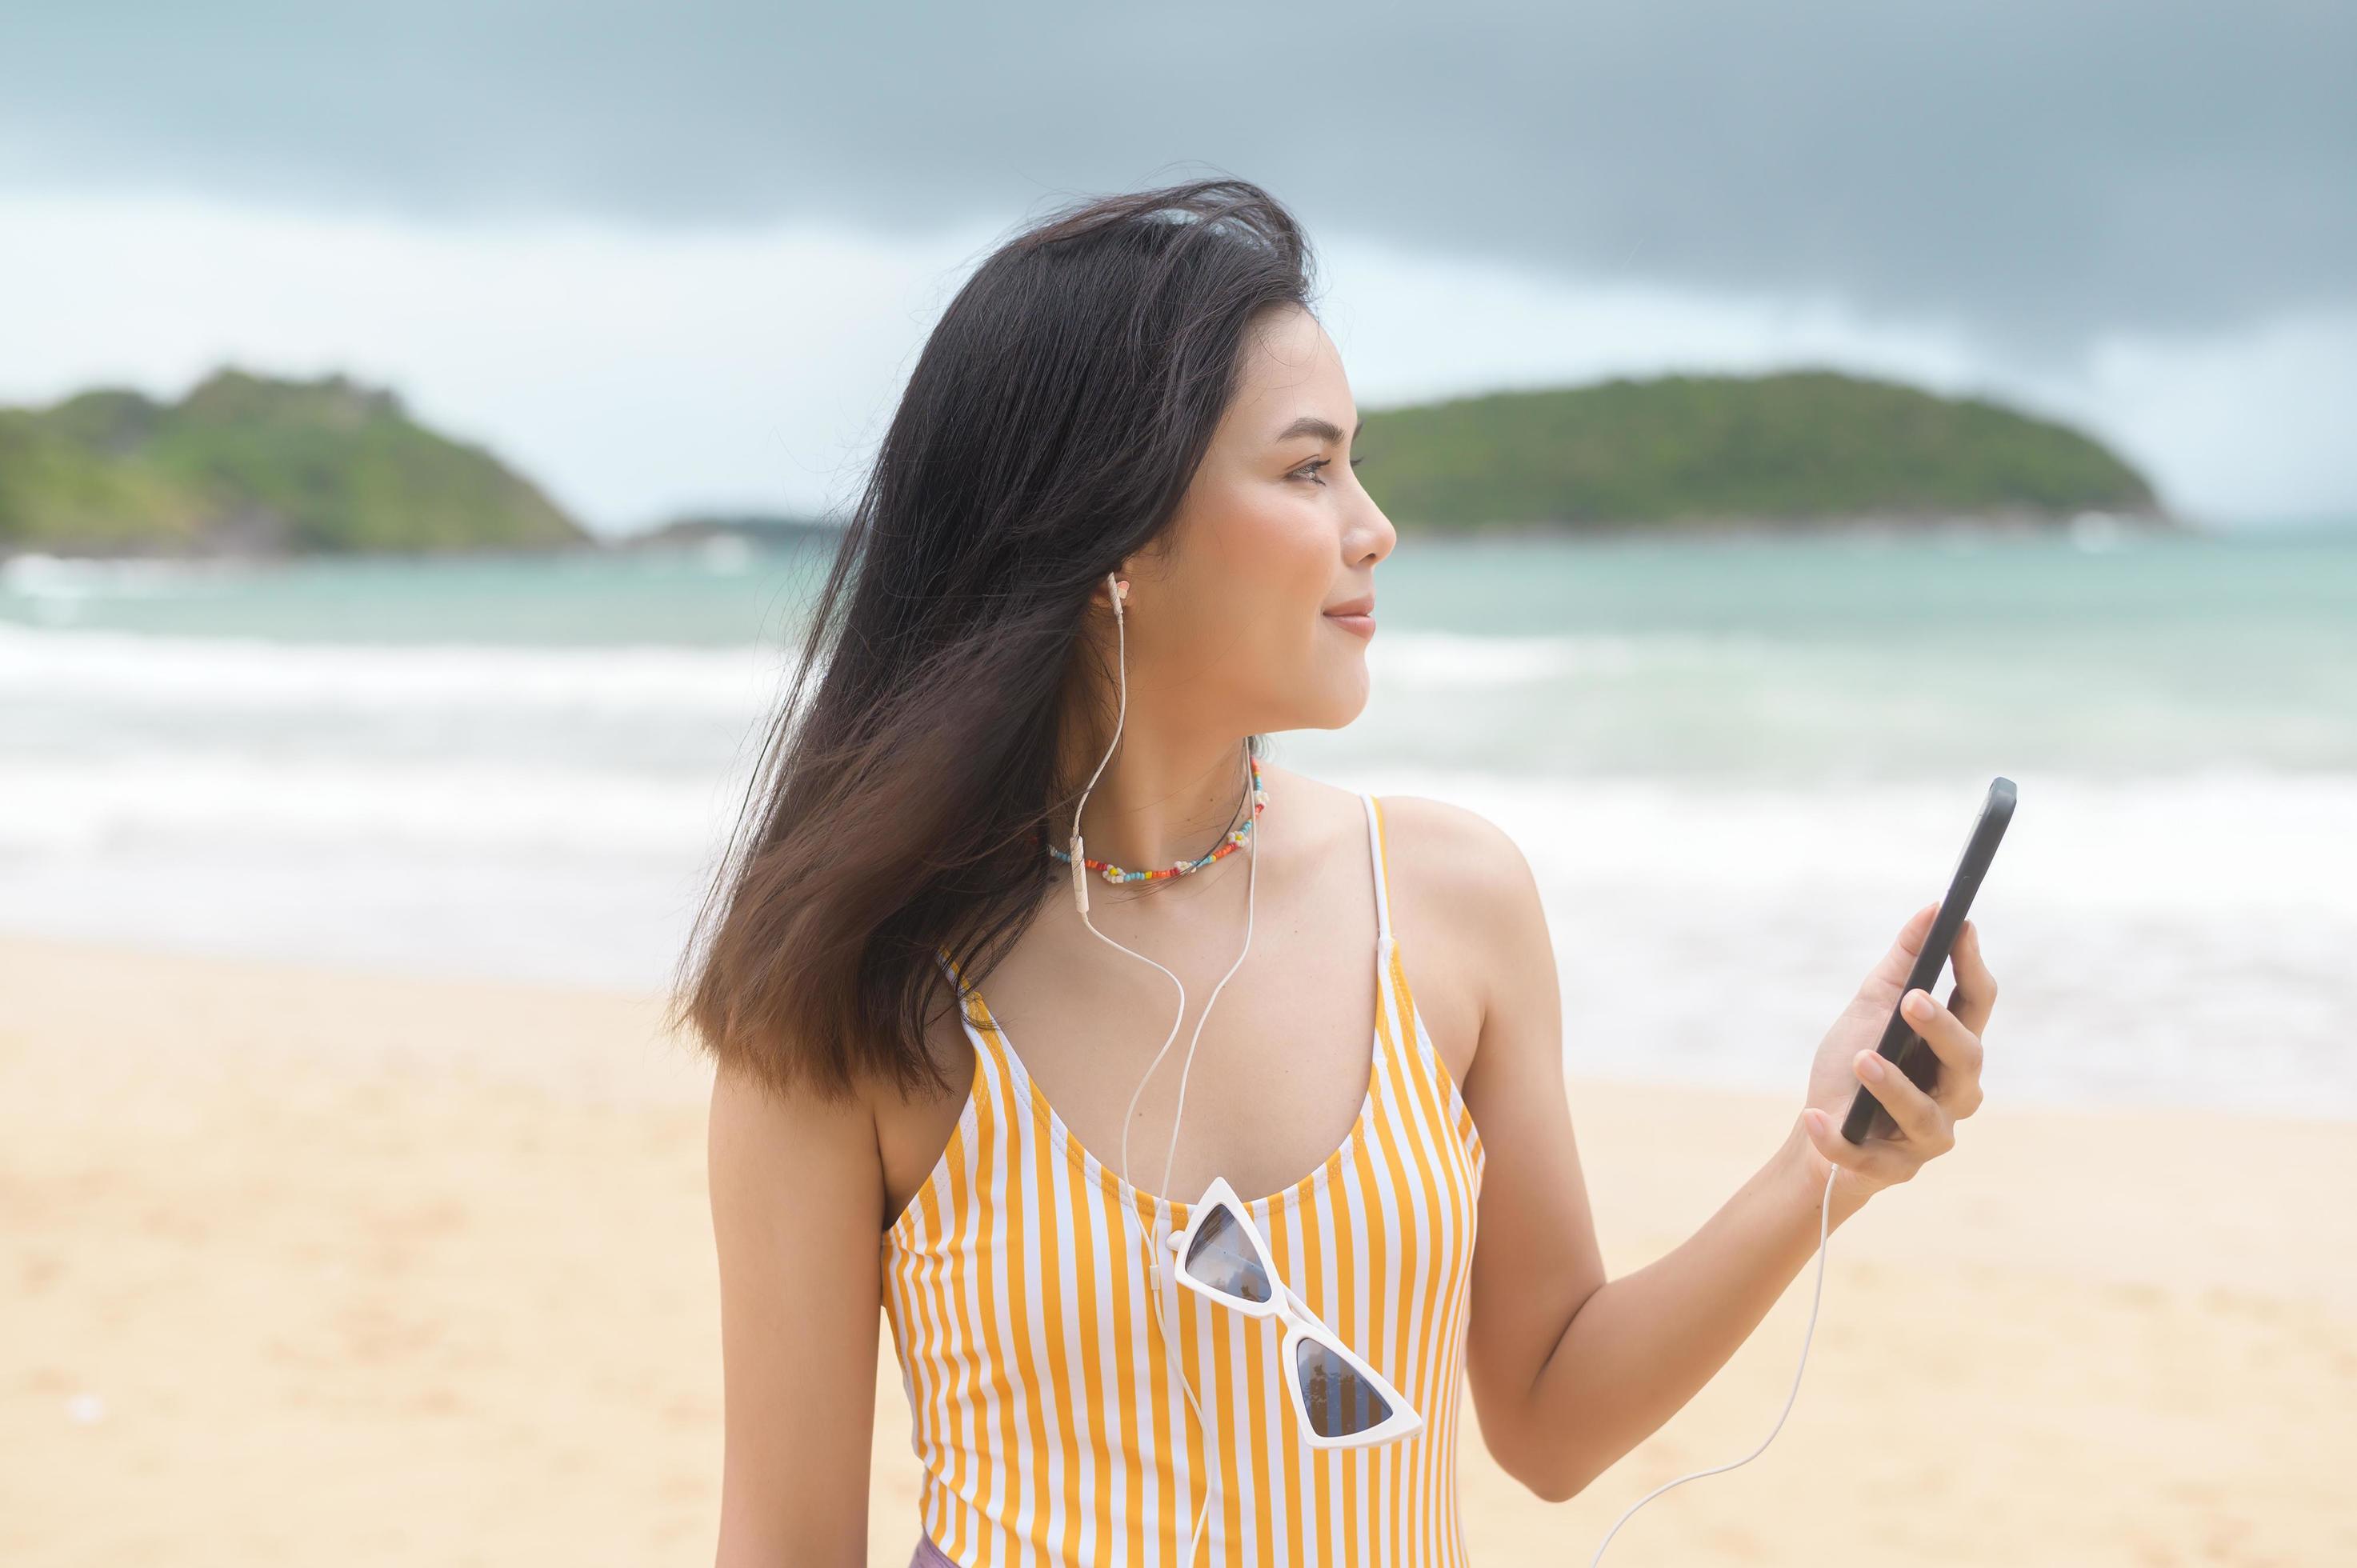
[1068,571,1251,1568]
[1586,1158,1842,1563]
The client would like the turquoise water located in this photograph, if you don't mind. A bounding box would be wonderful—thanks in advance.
[3,519,2351,1116]
[10,520,2352,781]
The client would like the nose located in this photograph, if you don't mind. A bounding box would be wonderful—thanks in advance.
[1355,497,1397,566]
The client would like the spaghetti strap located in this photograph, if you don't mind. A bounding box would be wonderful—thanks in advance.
[1359,790,1395,946]
[934,945,990,1039]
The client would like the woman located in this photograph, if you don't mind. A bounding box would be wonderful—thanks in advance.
[683,178,1995,1566]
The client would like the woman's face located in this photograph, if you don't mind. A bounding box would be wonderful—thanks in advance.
[1132,303,1396,734]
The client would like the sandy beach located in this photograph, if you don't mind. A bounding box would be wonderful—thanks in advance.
[4,930,2351,1566]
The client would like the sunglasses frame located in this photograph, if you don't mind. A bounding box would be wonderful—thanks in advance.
[1163,1173,1425,1450]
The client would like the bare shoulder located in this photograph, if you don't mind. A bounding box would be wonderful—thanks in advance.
[1365,791,1550,1086]
[1374,792,1532,894]
[1260,763,1527,886]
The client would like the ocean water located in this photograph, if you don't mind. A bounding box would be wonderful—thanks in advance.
[4,519,2352,1118]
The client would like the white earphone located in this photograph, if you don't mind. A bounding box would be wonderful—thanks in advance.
[1068,569,1254,1568]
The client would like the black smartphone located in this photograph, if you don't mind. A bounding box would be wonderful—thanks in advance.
[1841,776,2017,1145]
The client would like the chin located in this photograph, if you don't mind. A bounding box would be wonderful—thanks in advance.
[1290,662,1374,730]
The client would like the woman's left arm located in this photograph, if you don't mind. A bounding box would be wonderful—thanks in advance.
[1446,814,1997,1503]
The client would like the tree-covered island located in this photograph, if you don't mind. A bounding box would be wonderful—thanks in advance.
[0,364,2170,558]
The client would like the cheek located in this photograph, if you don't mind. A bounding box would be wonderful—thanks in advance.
[1171,481,1336,672]
[1228,499,1347,674]
[1213,484,1331,602]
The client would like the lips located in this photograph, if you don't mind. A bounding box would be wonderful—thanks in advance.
[1323,594,1377,637]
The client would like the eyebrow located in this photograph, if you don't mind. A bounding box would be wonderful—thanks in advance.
[1274,414,1363,446]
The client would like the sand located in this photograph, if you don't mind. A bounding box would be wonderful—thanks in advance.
[3,932,2351,1566]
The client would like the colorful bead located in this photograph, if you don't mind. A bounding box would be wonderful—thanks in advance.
[1046,754,1265,883]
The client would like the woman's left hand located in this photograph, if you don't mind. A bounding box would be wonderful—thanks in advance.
[1794,902,1996,1206]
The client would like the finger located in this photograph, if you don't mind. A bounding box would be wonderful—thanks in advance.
[1945,918,1999,1038]
[1802,1105,1917,1188]
[1900,986,1986,1118]
[1863,901,1943,998]
[1851,1043,1955,1157]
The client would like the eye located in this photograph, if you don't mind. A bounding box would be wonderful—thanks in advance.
[1292,457,1366,486]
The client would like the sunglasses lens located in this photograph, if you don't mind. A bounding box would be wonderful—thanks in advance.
[1180,1206,1272,1304]
[1295,1338,1394,1438]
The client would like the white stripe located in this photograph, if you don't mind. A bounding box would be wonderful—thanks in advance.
[1337,1152,1372,1558]
[1190,1230,1224,1562]
[1382,1034,1439,1556]
[1372,1090,1409,1554]
[1165,1197,1199,1565]
[1314,1175,1345,1562]
[975,1040,1023,1561]
[1376,1028,1451,1566]
[933,1066,980,1556]
[1257,1245,1292,1568]
[1123,1201,1163,1567]
[892,1250,936,1531]
[1382,997,1440,1559]
[1375,994,1415,1407]
[1421,1010,1481,1567]
[933,975,997,1560]
[1050,1136,1093,1566]
[1014,1105,1062,1556]
[1219,1298,1256,1567]
[1079,1169,1126,1556]
[1278,1199,1318,1568]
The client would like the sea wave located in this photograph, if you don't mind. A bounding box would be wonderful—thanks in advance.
[0,621,1763,718]
[1368,628,1776,687]
[3,758,2349,1115]
[0,622,1753,735]
[2,552,246,600]
[0,752,743,857]
[0,622,798,714]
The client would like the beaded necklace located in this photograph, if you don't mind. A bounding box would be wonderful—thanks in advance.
[1046,752,1267,884]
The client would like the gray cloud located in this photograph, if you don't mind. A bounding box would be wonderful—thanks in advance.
[3,1,2351,365]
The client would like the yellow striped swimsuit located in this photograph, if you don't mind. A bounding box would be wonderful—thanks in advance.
[882,790,1487,1566]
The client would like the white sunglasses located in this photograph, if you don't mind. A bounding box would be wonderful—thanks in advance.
[1162,1174,1424,1450]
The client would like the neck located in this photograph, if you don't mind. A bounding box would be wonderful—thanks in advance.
[1054,715,1254,879]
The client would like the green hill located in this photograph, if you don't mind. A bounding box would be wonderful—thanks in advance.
[1357,368,2164,532]
[0,367,590,556]
[2,363,2163,554]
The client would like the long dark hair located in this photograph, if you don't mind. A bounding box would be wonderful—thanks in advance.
[670,176,1319,1106]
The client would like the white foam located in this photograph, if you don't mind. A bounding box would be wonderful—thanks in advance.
[2,553,235,600]
[0,621,797,714]
[1341,764,2357,1118]
[0,753,746,858]
[1368,628,1771,689]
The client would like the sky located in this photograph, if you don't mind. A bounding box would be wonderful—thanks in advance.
[2,1,2351,534]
